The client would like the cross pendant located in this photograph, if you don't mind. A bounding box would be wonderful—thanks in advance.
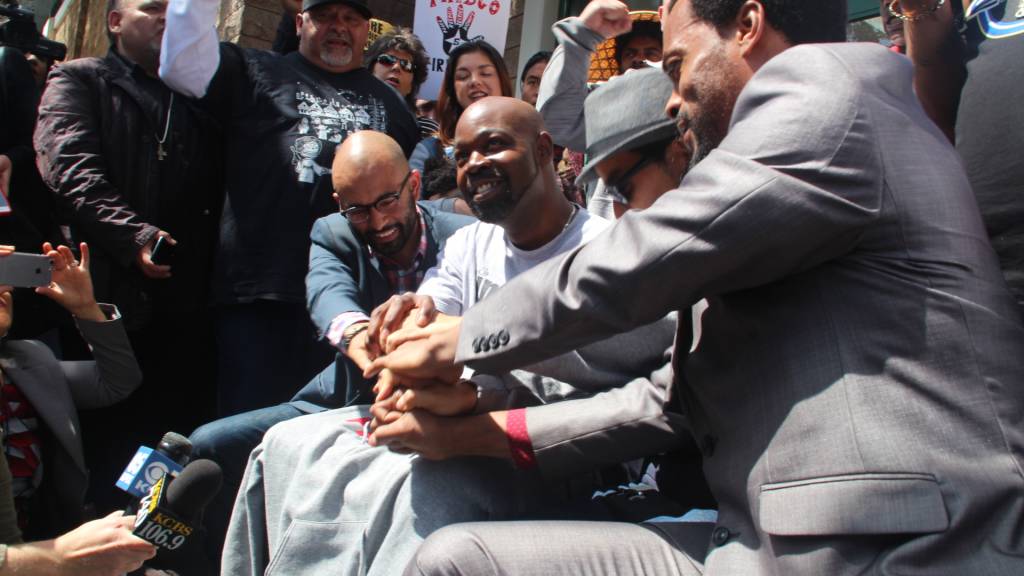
[157,143,167,161]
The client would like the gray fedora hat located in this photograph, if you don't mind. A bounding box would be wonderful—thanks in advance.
[576,67,677,185]
[302,0,372,19]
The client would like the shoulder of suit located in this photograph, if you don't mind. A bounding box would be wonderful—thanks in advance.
[313,212,360,247]
[765,43,905,82]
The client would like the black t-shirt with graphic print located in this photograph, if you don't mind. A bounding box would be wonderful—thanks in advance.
[201,44,418,304]
[956,2,1024,312]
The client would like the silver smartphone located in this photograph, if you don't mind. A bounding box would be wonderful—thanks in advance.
[0,253,52,287]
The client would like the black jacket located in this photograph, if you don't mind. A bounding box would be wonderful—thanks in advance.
[34,50,223,326]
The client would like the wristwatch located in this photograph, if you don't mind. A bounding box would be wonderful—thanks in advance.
[341,321,370,352]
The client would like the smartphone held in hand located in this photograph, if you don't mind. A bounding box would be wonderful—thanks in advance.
[151,236,176,266]
[0,252,52,287]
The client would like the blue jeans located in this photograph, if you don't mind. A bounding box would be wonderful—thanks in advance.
[190,403,306,568]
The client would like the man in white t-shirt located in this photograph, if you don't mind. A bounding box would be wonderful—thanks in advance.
[222,97,684,575]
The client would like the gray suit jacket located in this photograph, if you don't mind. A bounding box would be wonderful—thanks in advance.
[455,43,1024,574]
[0,309,141,537]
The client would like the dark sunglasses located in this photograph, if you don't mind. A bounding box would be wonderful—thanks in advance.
[606,156,655,205]
[340,171,412,224]
[375,53,415,73]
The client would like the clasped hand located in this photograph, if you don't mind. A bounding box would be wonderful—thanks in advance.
[359,294,472,459]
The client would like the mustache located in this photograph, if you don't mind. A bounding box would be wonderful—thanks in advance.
[675,109,691,136]
[466,167,505,187]
[324,30,352,43]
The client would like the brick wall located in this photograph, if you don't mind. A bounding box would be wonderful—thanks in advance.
[49,0,111,60]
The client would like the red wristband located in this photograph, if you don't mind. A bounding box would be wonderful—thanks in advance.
[505,408,536,469]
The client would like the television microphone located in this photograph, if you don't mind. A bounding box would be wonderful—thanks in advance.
[133,459,223,575]
[116,431,193,499]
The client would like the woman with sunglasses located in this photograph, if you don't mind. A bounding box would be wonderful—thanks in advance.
[364,28,437,140]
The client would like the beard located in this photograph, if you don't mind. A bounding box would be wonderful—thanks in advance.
[679,45,741,170]
[320,46,353,68]
[461,168,526,224]
[357,209,417,257]
[319,31,354,68]
[680,106,729,170]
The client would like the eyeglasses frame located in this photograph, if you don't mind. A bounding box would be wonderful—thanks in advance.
[340,170,414,224]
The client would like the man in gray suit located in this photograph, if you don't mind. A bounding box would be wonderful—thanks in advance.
[370,0,1024,574]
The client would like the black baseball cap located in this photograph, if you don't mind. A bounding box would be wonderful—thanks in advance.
[301,0,372,19]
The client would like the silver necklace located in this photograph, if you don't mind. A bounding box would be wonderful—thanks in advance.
[561,203,579,233]
[156,92,174,161]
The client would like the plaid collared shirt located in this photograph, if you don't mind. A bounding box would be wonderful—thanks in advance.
[369,208,428,295]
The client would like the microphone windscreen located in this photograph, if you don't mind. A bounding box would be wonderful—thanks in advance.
[157,431,193,465]
[165,459,223,520]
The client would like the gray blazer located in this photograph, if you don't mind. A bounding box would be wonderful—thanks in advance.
[0,309,141,536]
[455,43,1024,574]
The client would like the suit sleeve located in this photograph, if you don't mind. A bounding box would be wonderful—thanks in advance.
[457,45,883,373]
[306,216,371,339]
[536,18,604,151]
[477,315,686,479]
[34,66,159,267]
[61,306,143,410]
[527,355,686,479]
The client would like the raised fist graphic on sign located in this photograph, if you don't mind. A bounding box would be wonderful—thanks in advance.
[437,5,484,54]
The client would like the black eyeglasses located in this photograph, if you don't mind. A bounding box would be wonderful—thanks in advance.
[341,171,412,224]
[605,157,654,205]
[376,53,414,73]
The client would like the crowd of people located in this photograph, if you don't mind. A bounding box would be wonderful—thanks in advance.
[0,0,1021,573]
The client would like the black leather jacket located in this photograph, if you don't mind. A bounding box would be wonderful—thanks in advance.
[34,50,223,326]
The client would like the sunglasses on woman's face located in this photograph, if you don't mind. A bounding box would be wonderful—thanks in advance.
[376,53,414,73]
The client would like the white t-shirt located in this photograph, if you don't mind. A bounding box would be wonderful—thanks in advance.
[418,207,609,315]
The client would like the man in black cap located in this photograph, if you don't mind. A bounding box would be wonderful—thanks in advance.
[159,0,419,419]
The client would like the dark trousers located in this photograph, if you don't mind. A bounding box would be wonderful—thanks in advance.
[81,307,219,518]
[215,301,334,417]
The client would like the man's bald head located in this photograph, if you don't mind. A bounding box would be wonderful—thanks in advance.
[332,130,410,196]
[456,97,545,144]
[452,96,559,226]
[331,131,421,259]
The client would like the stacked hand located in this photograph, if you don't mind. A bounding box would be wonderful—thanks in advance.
[366,378,478,459]
[360,294,473,458]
